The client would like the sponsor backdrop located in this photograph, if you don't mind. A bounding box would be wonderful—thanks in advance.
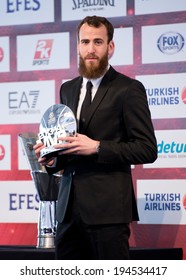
[0,0,186,258]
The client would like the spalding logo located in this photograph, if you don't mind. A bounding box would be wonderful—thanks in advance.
[157,31,184,54]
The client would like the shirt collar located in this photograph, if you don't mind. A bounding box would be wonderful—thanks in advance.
[83,65,110,88]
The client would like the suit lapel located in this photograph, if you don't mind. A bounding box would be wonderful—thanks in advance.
[68,77,82,118]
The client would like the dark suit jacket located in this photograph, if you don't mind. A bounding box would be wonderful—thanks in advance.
[48,66,157,225]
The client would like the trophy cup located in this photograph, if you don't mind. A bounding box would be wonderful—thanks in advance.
[19,104,77,249]
[19,132,61,248]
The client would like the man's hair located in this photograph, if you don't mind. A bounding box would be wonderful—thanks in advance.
[77,15,114,43]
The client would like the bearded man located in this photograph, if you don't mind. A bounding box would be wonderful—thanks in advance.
[34,16,157,260]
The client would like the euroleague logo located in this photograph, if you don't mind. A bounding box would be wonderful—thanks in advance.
[183,194,186,210]
[181,87,186,105]
[157,31,184,54]
[0,144,5,160]
[0,47,4,62]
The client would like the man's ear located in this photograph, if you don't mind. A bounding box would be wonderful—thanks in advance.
[108,40,115,59]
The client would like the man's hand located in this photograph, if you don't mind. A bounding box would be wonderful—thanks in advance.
[54,133,100,156]
[33,142,55,166]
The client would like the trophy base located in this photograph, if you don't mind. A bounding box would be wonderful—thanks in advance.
[36,235,55,249]
[40,146,65,159]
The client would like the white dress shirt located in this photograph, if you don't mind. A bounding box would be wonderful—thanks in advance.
[76,76,103,121]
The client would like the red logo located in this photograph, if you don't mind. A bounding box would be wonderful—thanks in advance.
[34,39,53,60]
[181,87,186,105]
[183,194,186,210]
[0,144,5,160]
[0,47,4,62]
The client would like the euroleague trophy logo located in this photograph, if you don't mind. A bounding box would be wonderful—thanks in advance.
[38,104,77,158]
[183,194,186,210]
[181,87,186,105]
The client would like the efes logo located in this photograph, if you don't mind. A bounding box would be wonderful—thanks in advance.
[183,194,186,210]
[0,47,4,62]
[181,87,186,105]
[157,31,184,54]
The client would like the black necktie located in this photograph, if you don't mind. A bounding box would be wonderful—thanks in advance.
[79,81,93,131]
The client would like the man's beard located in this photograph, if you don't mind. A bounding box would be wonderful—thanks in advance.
[78,53,108,79]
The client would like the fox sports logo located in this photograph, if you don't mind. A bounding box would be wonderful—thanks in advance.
[157,31,184,54]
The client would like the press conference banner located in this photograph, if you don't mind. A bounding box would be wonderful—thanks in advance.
[0,0,186,259]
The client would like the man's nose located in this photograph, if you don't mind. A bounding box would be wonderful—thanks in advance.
[88,42,95,53]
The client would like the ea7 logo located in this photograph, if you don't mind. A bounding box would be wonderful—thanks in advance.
[33,39,53,65]
[8,90,39,109]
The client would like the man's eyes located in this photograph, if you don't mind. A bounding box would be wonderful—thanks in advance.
[81,40,89,44]
[81,40,103,45]
[95,40,103,45]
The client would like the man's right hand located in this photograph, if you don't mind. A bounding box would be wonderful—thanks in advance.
[33,142,55,167]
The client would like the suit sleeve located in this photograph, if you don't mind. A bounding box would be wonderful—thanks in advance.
[97,79,157,165]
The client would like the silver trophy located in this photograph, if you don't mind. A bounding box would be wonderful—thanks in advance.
[19,132,61,249]
[38,104,77,159]
[19,104,76,248]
